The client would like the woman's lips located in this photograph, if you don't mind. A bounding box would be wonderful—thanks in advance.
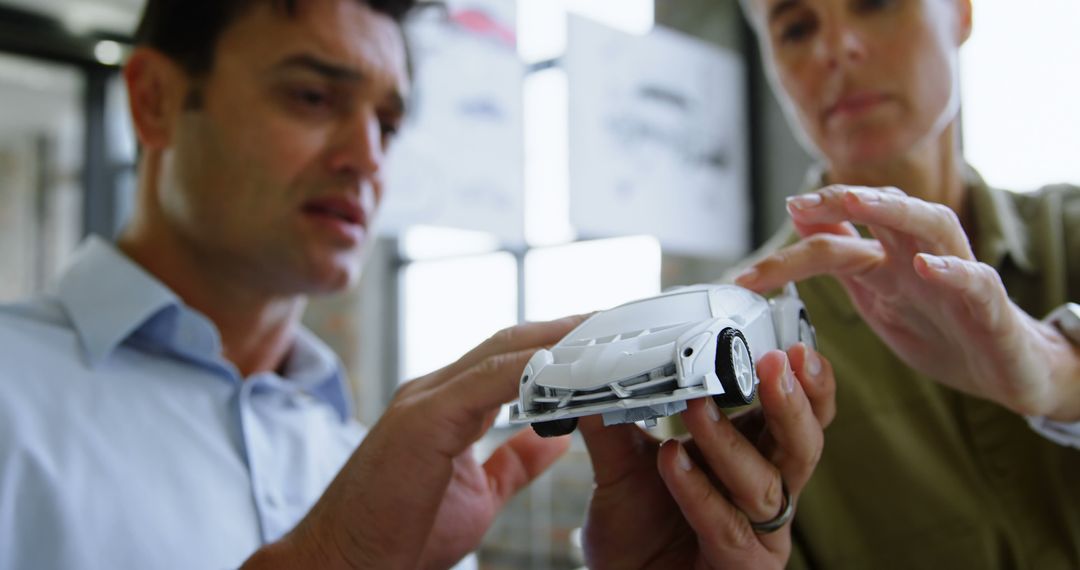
[825,91,890,120]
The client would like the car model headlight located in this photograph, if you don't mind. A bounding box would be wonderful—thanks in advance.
[519,349,555,411]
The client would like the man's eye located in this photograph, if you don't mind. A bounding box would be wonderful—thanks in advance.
[781,19,816,43]
[293,88,332,109]
[855,0,896,13]
[380,121,400,140]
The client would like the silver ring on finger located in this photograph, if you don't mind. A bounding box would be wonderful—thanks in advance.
[749,481,794,534]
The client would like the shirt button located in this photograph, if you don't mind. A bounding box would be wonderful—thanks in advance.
[265,493,279,508]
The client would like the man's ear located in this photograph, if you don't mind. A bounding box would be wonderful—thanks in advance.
[123,48,190,151]
[955,0,973,45]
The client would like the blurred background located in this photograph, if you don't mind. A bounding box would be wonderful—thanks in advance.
[0,0,1078,567]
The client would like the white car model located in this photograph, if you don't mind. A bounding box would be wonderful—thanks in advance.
[509,283,816,437]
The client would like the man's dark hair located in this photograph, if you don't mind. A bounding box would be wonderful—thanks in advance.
[134,0,417,77]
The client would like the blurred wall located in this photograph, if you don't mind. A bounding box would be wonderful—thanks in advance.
[656,0,813,260]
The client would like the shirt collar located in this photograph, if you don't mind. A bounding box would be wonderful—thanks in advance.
[57,235,181,368]
[282,327,354,421]
[55,236,353,420]
[965,166,1035,273]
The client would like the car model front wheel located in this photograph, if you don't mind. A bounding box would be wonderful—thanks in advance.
[714,328,756,407]
[532,418,578,438]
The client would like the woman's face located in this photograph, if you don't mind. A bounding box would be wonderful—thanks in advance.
[748,0,971,167]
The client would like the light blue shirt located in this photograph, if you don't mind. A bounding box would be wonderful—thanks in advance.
[0,237,366,569]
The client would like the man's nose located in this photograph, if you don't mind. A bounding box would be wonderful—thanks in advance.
[330,108,383,179]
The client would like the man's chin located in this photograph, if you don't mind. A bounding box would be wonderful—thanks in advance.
[305,262,362,295]
[294,240,371,295]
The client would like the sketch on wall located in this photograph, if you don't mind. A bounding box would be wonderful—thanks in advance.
[378,0,525,245]
[565,16,750,259]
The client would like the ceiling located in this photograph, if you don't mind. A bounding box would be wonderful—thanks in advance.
[1,0,145,35]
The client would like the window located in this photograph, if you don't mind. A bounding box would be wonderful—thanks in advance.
[400,251,519,381]
[960,0,1080,191]
[0,54,84,301]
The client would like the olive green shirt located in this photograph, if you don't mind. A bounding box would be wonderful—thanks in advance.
[767,168,1080,569]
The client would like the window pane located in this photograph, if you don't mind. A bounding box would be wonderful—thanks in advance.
[960,0,1080,191]
[0,54,84,301]
[400,252,519,381]
[523,67,574,247]
[525,235,661,322]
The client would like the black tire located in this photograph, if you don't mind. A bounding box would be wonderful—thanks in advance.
[532,417,579,438]
[798,310,817,350]
[713,328,756,407]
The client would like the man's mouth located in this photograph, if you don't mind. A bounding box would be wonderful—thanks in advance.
[301,196,365,227]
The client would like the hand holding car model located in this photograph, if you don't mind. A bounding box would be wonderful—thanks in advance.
[736,184,1080,421]
[506,284,835,569]
[251,294,837,569]
[579,344,835,570]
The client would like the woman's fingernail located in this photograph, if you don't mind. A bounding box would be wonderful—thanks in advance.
[805,347,822,378]
[675,442,693,472]
[849,188,881,204]
[786,193,823,210]
[734,266,759,284]
[920,253,948,272]
[706,397,721,422]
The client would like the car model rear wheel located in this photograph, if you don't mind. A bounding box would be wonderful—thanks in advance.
[714,328,756,407]
[532,418,578,438]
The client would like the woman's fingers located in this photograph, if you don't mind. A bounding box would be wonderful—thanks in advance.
[787,185,974,259]
[913,253,1011,331]
[792,218,861,240]
[735,233,884,293]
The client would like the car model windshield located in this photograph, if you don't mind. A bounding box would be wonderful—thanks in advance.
[565,291,711,342]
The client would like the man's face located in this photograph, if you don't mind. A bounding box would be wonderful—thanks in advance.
[748,0,968,166]
[161,0,408,294]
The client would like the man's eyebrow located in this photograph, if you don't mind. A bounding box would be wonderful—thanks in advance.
[273,54,365,82]
[272,53,407,113]
[768,0,801,22]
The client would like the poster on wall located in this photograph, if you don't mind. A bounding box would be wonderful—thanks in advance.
[565,16,750,259]
[377,0,525,245]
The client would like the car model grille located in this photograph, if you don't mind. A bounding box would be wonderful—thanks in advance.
[534,362,678,410]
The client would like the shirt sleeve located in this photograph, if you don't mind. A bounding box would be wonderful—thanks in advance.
[1027,415,1080,448]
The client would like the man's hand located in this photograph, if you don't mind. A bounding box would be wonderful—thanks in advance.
[243,315,586,570]
[736,185,1080,421]
[580,343,836,570]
